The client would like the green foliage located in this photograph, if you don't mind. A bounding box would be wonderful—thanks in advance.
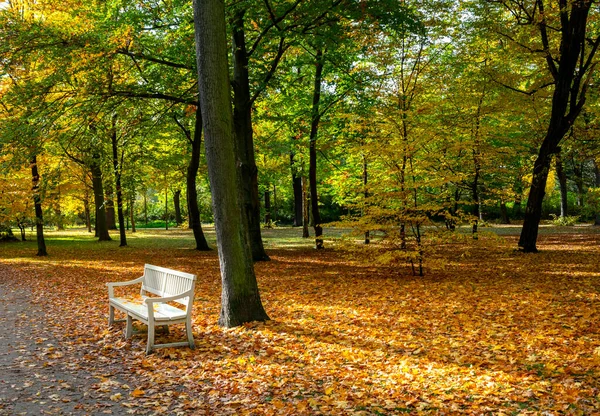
[548,214,580,226]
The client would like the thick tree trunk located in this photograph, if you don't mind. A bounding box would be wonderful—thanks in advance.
[31,155,47,256]
[91,154,111,241]
[309,49,324,250]
[186,107,211,250]
[290,153,303,227]
[556,152,568,217]
[194,0,269,327]
[111,116,127,247]
[174,189,183,226]
[231,10,269,261]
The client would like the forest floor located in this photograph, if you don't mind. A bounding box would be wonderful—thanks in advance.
[0,225,600,415]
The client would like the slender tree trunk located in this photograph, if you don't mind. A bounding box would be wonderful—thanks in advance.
[91,154,111,241]
[264,189,272,228]
[165,182,169,230]
[362,154,370,244]
[290,152,303,227]
[556,152,568,217]
[231,9,269,261]
[30,155,47,256]
[144,193,148,226]
[302,176,309,238]
[571,159,584,207]
[174,189,183,226]
[130,199,136,233]
[194,0,269,327]
[273,184,278,224]
[309,49,324,250]
[84,194,92,233]
[110,116,127,247]
[186,107,211,250]
[594,159,600,225]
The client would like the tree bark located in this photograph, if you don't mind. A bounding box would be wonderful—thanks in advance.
[231,9,269,261]
[110,115,127,247]
[84,194,92,233]
[193,0,269,327]
[518,0,595,252]
[499,201,510,224]
[105,185,117,230]
[174,189,183,226]
[264,189,272,227]
[31,155,47,256]
[556,151,568,217]
[594,159,600,225]
[130,199,136,233]
[363,154,370,244]
[186,107,211,250]
[290,152,303,227]
[309,49,324,250]
[91,153,111,241]
[302,176,309,238]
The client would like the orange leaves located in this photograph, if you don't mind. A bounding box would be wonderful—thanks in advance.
[2,228,600,413]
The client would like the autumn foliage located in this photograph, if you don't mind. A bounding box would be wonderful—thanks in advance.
[1,227,600,414]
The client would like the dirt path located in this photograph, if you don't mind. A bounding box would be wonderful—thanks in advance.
[0,278,119,415]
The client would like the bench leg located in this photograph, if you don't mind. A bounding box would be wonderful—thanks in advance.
[108,305,115,326]
[186,319,195,349]
[146,323,155,354]
[125,314,133,339]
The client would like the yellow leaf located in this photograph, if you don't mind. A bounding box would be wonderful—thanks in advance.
[131,388,145,398]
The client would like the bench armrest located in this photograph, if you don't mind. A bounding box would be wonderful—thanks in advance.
[107,276,144,297]
[144,290,194,306]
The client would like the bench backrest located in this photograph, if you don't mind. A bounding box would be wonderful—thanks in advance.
[141,264,196,307]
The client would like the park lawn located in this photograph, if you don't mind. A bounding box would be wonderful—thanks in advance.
[1,226,600,414]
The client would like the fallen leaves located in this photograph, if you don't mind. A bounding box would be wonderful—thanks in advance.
[1,227,600,414]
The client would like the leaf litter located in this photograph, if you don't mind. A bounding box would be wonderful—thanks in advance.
[0,228,599,414]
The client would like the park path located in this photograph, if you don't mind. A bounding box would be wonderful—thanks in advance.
[0,269,120,415]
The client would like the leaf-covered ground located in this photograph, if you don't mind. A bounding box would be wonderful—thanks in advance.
[1,226,600,415]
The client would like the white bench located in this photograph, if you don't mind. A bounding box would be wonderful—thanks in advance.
[107,264,196,354]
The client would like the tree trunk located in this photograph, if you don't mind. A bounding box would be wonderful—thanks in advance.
[31,155,47,256]
[363,154,370,244]
[556,151,568,217]
[105,185,117,230]
[174,189,183,226]
[499,201,510,224]
[571,158,584,207]
[290,153,303,227]
[165,183,169,230]
[84,194,92,233]
[518,0,594,252]
[144,193,148,226]
[594,159,600,226]
[130,199,136,233]
[187,106,211,250]
[91,154,111,241]
[193,0,269,327]
[309,49,324,250]
[302,176,309,238]
[264,189,272,228]
[231,9,269,261]
[111,116,127,247]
